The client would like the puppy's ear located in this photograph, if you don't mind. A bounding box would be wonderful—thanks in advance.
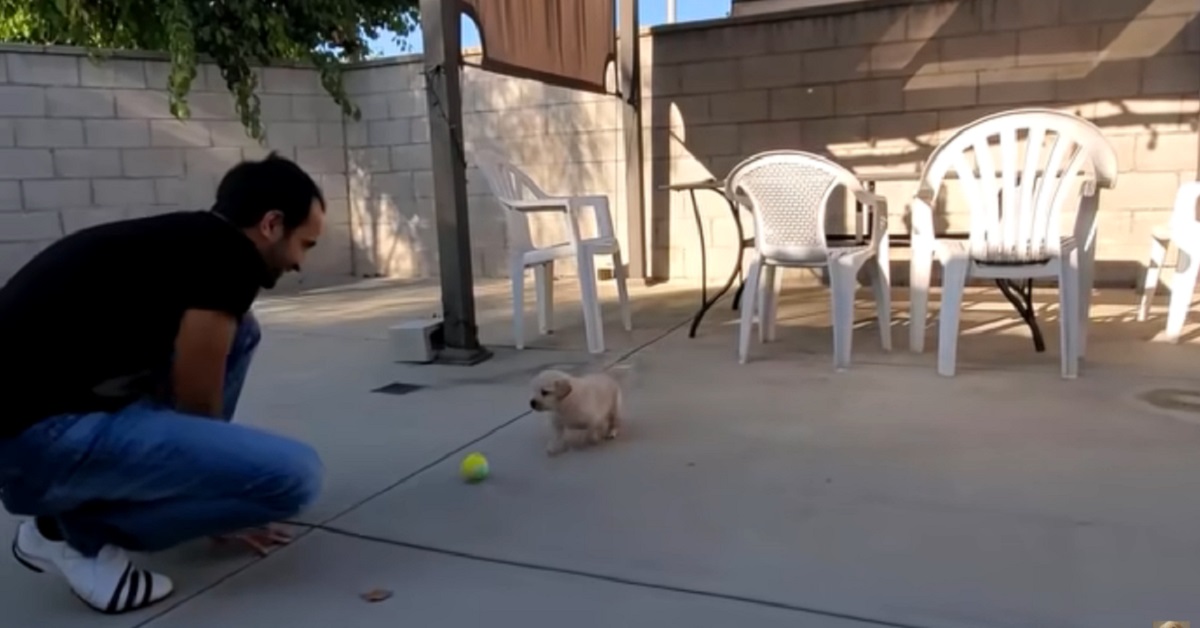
[553,378,572,399]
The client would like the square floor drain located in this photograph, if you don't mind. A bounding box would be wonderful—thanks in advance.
[372,382,426,395]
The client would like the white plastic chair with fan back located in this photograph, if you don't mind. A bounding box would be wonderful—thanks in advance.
[725,150,892,370]
[907,108,1118,378]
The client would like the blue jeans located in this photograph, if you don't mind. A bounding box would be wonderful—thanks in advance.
[0,313,323,557]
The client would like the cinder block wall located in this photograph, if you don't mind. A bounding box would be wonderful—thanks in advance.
[0,45,624,285]
[0,46,352,288]
[340,59,432,280]
[645,0,1200,286]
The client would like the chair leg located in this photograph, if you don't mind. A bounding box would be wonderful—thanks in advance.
[769,266,783,341]
[1078,242,1096,359]
[510,259,527,350]
[909,244,934,353]
[535,262,554,335]
[612,250,633,332]
[1058,252,1080,379]
[936,255,970,377]
[759,265,778,343]
[1138,234,1169,322]
[871,255,893,352]
[755,266,766,338]
[1165,246,1199,343]
[738,257,763,365]
[577,254,605,354]
[829,259,858,371]
[590,259,607,348]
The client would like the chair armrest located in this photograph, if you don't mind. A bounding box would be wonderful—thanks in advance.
[505,198,572,213]
[874,199,889,238]
[554,194,616,240]
[908,198,936,241]
[535,193,608,210]
[517,193,617,240]
[564,194,610,208]
[506,198,584,245]
[852,190,888,207]
[852,190,889,247]
[854,192,892,225]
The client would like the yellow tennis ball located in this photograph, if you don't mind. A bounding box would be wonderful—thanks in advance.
[459,452,489,483]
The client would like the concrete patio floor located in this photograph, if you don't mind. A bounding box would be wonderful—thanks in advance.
[3,275,1200,628]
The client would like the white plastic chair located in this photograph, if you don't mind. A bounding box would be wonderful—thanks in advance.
[725,151,892,370]
[907,108,1118,378]
[1137,181,1200,341]
[473,149,631,354]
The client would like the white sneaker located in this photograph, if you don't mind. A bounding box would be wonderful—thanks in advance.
[12,520,174,614]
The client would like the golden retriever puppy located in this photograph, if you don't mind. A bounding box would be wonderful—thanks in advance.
[529,369,623,456]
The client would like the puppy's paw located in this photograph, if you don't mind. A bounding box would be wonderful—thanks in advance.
[605,428,619,440]
[545,440,568,456]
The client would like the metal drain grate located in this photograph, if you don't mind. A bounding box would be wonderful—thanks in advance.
[372,382,427,396]
[1137,389,1200,414]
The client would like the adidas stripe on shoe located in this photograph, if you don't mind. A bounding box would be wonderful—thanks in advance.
[12,520,174,614]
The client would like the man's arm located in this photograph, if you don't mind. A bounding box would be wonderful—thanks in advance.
[172,308,237,418]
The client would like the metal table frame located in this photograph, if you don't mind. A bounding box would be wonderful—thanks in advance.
[661,180,749,338]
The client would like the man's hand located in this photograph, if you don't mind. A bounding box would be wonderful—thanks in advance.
[211,524,294,557]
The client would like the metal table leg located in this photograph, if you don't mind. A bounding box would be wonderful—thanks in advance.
[996,278,1045,352]
[690,188,707,317]
[689,197,747,338]
[731,274,746,312]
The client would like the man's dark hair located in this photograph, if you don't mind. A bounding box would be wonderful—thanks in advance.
[212,152,325,230]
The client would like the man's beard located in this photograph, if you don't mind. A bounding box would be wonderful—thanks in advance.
[260,244,285,289]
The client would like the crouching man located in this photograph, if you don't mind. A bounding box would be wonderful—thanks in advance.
[0,154,326,614]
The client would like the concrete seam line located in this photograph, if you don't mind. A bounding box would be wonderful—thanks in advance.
[281,524,939,628]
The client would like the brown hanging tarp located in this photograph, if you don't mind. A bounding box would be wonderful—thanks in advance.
[459,0,617,94]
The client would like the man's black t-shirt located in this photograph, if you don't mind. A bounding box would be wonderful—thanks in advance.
[0,211,268,438]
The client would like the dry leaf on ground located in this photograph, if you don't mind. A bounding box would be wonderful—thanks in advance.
[360,589,393,603]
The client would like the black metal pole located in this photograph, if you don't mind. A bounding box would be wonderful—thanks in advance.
[619,0,646,281]
[419,0,491,365]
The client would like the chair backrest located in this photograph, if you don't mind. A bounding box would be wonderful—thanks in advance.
[725,150,868,263]
[472,148,547,252]
[473,148,550,204]
[919,108,1117,265]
